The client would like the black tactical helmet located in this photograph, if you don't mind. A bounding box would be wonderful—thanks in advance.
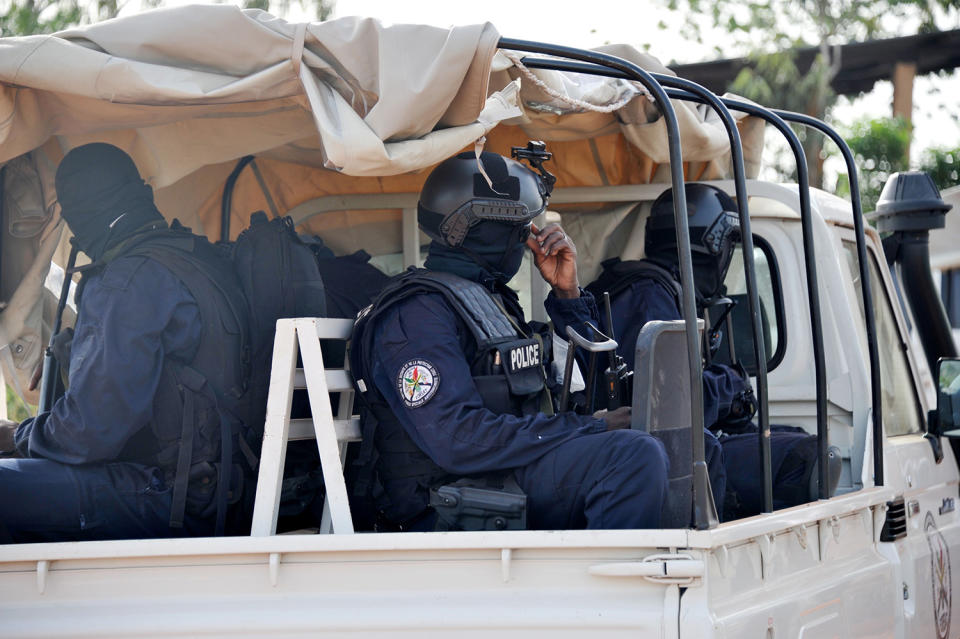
[645,183,741,301]
[418,151,548,248]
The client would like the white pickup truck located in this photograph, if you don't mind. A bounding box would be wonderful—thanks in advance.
[0,7,958,638]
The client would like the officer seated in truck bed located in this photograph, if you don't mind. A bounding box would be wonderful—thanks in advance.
[349,148,669,532]
[589,183,829,520]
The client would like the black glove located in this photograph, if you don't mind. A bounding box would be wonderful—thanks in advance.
[729,387,758,422]
[715,363,757,433]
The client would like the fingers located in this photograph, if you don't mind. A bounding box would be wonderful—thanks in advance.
[541,230,569,256]
[531,223,575,257]
[525,232,543,256]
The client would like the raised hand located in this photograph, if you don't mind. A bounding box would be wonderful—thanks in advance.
[526,222,580,299]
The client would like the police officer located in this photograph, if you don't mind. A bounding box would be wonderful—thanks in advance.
[351,149,669,531]
[587,183,757,515]
[0,143,250,542]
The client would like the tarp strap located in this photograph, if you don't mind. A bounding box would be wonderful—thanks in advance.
[249,159,280,219]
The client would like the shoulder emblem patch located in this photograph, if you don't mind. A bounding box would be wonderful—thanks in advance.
[397,359,439,408]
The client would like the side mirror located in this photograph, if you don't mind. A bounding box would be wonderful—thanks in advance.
[936,358,960,438]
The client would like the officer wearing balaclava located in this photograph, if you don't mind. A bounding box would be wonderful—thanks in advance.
[351,150,669,531]
[0,143,246,542]
[587,183,757,517]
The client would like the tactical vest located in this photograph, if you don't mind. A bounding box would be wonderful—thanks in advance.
[350,269,551,526]
[83,228,252,533]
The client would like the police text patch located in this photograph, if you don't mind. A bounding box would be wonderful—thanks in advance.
[508,341,540,373]
[397,359,439,408]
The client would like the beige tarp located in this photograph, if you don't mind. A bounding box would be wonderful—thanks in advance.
[0,5,765,404]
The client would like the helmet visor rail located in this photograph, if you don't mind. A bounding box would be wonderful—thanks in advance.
[438,197,546,247]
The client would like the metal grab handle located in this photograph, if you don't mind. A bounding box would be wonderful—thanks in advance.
[559,324,618,412]
[566,324,618,352]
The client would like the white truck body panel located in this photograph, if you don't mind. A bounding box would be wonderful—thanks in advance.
[1,182,957,638]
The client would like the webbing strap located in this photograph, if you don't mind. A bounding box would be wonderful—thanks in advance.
[587,258,682,311]
[215,401,232,537]
[169,389,195,529]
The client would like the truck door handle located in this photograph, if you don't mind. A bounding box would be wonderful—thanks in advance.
[589,554,704,583]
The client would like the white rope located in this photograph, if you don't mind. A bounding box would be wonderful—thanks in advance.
[502,51,649,114]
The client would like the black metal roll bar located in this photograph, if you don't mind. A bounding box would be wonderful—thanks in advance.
[505,48,883,503]
[517,55,776,514]
[496,38,714,528]
[770,110,883,487]
[666,91,830,500]
[220,155,256,243]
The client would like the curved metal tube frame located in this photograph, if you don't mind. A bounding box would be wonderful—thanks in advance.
[220,155,255,243]
[516,56,776,510]
[771,110,883,487]
[515,54,850,502]
[670,91,830,498]
[497,38,713,528]
[647,73,772,512]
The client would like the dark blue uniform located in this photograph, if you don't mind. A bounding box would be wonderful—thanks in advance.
[598,273,745,511]
[0,256,207,542]
[364,286,669,530]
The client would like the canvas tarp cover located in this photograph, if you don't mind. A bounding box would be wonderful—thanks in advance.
[0,5,764,405]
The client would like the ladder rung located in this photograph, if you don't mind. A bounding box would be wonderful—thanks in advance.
[293,369,354,392]
[288,417,362,442]
[302,317,355,340]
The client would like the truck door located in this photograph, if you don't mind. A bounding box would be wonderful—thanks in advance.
[842,237,960,639]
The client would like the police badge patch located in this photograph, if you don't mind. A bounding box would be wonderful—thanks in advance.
[925,511,952,639]
[397,359,439,408]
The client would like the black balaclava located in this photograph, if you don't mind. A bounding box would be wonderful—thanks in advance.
[55,143,166,261]
[424,220,529,286]
[421,151,537,288]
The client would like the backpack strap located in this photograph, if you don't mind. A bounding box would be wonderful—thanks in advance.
[119,230,251,534]
[125,232,252,395]
[586,258,683,311]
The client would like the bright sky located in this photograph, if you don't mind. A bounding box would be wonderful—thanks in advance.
[293,0,718,59]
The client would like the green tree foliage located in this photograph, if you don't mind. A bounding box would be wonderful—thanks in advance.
[660,0,959,188]
[843,116,912,211]
[243,0,334,21]
[1,0,81,37]
[839,116,958,212]
[920,145,960,189]
[5,385,32,422]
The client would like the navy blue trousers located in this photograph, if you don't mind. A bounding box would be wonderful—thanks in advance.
[0,458,201,543]
[514,429,669,530]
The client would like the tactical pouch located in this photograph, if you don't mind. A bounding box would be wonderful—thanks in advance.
[429,477,527,531]
[495,338,545,396]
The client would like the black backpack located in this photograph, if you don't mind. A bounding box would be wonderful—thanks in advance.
[228,211,329,447]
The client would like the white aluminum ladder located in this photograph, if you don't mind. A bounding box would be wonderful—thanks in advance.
[250,317,360,536]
